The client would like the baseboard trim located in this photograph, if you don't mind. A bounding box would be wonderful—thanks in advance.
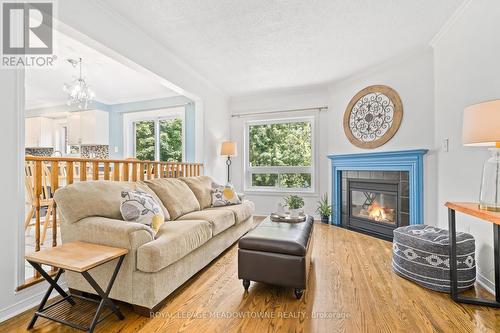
[476,273,495,296]
[0,282,67,324]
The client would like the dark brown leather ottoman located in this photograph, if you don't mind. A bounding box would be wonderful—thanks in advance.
[238,215,314,299]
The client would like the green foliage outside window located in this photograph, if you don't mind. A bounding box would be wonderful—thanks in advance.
[249,121,312,189]
[279,173,311,188]
[135,121,155,161]
[160,118,183,162]
[135,118,183,162]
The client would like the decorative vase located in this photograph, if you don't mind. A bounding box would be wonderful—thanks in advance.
[321,215,330,224]
[290,208,300,218]
[479,148,500,211]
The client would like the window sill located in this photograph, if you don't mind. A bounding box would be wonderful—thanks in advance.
[243,189,319,197]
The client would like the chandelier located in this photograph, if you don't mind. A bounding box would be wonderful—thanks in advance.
[63,58,95,109]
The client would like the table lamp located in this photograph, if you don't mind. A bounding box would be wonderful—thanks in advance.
[463,100,500,211]
[220,141,237,184]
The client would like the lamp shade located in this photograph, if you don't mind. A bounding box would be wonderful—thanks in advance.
[220,141,237,156]
[463,100,500,146]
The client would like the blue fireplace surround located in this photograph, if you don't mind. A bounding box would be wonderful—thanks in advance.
[327,149,428,226]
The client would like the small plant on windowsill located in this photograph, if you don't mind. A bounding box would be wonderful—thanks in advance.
[283,195,305,218]
[316,193,332,224]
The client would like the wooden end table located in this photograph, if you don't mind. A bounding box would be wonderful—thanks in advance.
[445,202,500,308]
[25,241,128,332]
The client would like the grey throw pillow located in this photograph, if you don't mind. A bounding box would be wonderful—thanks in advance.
[120,190,164,227]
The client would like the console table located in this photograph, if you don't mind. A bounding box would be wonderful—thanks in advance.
[445,202,500,308]
[25,241,128,332]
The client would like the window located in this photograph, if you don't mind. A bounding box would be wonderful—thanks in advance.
[134,120,155,160]
[245,117,315,192]
[134,117,183,162]
[159,118,183,162]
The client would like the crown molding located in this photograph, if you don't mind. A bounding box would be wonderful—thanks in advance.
[430,0,473,48]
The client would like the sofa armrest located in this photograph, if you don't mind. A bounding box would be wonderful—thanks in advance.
[237,193,246,201]
[63,217,154,251]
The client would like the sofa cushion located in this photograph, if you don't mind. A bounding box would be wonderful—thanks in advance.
[177,209,235,236]
[136,181,170,221]
[206,200,255,224]
[144,178,200,220]
[54,181,137,224]
[137,220,212,273]
[180,176,213,209]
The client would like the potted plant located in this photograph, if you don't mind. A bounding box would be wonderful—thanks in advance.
[316,193,332,224]
[283,195,305,218]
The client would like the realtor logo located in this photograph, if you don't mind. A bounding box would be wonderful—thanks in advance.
[2,2,53,54]
[1,1,55,67]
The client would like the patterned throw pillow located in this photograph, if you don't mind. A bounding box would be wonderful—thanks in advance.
[120,190,164,233]
[211,183,241,207]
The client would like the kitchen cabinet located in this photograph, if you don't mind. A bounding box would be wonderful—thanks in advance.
[67,113,81,145]
[25,117,54,147]
[67,110,109,145]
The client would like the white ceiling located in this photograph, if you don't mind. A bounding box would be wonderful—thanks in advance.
[25,29,179,110]
[104,0,464,96]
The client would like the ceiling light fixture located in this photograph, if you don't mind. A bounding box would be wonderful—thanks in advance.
[63,57,95,109]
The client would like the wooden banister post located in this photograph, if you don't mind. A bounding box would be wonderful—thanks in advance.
[92,161,99,180]
[66,161,74,185]
[104,162,110,180]
[80,161,87,181]
[155,163,160,178]
[132,162,138,181]
[113,162,120,181]
[139,163,144,181]
[122,162,129,181]
[50,161,59,248]
[146,162,152,180]
[33,161,42,278]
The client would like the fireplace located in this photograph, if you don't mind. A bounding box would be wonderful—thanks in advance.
[329,150,428,240]
[346,177,407,240]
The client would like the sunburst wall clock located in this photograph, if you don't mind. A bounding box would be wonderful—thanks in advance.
[343,85,403,149]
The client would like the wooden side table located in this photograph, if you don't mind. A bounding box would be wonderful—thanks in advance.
[25,241,128,332]
[445,202,500,308]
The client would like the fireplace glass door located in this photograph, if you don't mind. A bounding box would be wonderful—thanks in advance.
[350,190,397,225]
[348,179,399,228]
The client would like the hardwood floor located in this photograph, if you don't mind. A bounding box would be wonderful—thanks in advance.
[1,220,499,333]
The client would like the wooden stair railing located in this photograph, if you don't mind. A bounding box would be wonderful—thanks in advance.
[18,156,203,291]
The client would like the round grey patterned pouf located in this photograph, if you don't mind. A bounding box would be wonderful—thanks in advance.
[392,225,476,292]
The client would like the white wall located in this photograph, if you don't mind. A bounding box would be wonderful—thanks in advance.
[230,49,437,223]
[434,0,500,292]
[230,86,330,215]
[327,48,438,225]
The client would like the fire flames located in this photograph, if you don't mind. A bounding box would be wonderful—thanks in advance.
[367,203,387,222]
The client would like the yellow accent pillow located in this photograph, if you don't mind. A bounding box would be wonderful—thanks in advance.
[212,183,241,207]
[151,214,164,234]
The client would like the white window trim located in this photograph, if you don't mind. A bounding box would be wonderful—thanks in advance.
[124,107,185,161]
[244,115,317,194]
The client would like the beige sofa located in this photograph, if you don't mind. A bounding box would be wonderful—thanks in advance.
[54,176,255,315]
